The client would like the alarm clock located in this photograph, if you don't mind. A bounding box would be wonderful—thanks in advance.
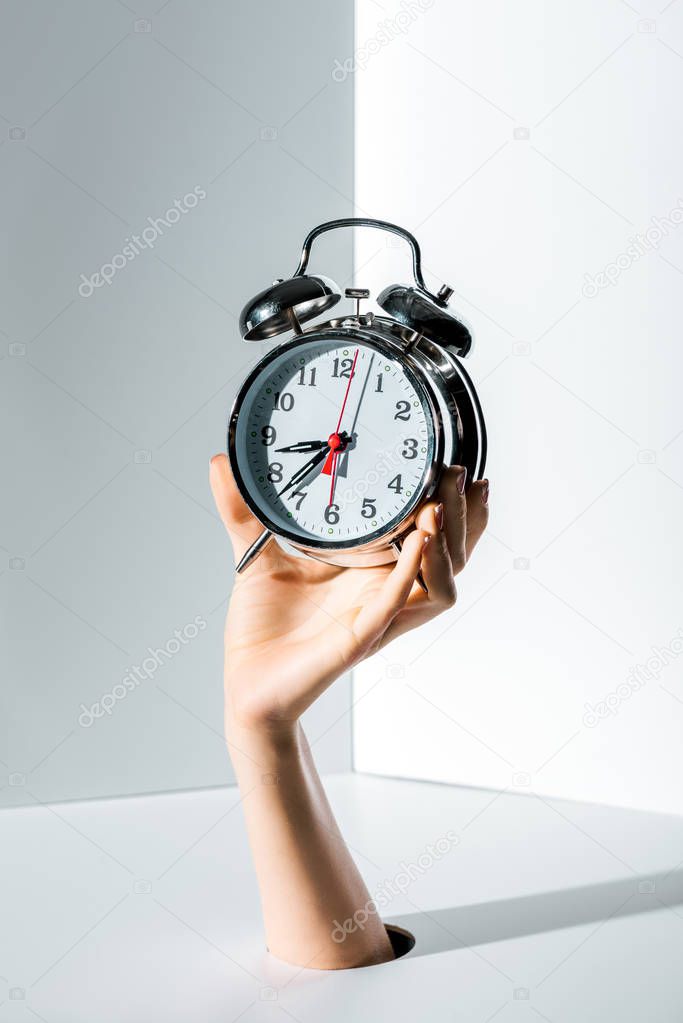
[227,217,486,574]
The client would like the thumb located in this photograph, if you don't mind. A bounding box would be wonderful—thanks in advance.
[209,454,267,562]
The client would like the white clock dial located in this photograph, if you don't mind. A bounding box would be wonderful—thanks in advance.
[231,335,437,548]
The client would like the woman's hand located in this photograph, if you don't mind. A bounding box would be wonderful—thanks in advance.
[210,455,488,732]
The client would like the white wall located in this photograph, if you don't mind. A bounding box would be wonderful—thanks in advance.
[353,0,683,815]
[1,0,354,806]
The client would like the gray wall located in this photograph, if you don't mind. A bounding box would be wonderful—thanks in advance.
[1,0,354,805]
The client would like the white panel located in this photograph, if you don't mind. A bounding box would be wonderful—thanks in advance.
[4,776,683,1019]
[353,0,683,814]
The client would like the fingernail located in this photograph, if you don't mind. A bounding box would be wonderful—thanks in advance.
[456,468,467,495]
[482,479,489,505]
[434,503,444,530]
[423,533,431,548]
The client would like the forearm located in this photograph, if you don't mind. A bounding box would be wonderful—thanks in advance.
[226,716,394,969]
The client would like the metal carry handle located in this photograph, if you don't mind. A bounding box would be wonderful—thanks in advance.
[292,217,435,298]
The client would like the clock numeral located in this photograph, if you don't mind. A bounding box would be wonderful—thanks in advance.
[324,503,340,525]
[290,489,307,510]
[402,438,418,459]
[296,367,317,387]
[261,425,277,446]
[375,373,384,393]
[388,474,403,494]
[273,391,294,411]
[266,461,283,483]
[394,400,411,421]
[361,498,376,519]
[332,357,354,379]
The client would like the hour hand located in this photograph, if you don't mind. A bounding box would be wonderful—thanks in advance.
[276,439,327,453]
[277,447,329,498]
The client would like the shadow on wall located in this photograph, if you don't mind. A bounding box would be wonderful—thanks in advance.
[389,870,683,959]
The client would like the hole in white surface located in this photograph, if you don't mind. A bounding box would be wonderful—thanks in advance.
[386,923,415,960]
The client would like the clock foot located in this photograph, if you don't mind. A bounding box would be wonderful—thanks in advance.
[235,529,274,573]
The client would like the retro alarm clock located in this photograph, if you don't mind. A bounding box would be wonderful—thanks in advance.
[227,217,486,575]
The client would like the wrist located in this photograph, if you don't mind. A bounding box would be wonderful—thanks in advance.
[225,714,302,770]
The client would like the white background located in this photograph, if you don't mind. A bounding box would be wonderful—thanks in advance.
[353,0,683,815]
[4,0,682,817]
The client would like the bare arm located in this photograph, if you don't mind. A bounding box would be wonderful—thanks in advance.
[227,720,393,968]
[210,455,488,969]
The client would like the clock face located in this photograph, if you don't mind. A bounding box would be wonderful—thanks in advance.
[230,334,438,549]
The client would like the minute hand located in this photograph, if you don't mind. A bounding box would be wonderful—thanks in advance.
[277,447,329,498]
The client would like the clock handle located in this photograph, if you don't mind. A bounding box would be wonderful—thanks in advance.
[293,217,434,298]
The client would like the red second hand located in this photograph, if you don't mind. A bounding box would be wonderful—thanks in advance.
[322,347,359,482]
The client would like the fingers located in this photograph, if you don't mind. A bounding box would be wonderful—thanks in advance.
[209,454,267,561]
[414,501,456,607]
[465,478,489,560]
[437,466,468,575]
[352,529,429,652]
[381,471,489,646]
[380,507,455,647]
